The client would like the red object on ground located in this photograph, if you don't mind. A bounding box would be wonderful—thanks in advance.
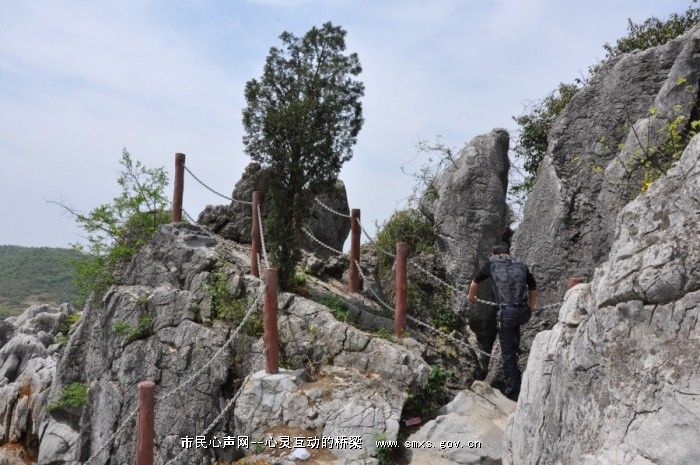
[567,276,585,288]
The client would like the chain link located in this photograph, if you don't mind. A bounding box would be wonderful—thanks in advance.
[183,164,252,205]
[256,204,270,270]
[314,197,351,218]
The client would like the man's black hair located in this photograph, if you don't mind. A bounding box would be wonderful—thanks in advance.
[492,243,510,255]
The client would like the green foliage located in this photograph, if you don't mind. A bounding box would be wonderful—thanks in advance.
[513,4,699,193]
[61,150,170,305]
[290,271,310,296]
[57,313,81,336]
[374,327,396,342]
[112,314,153,343]
[602,5,700,60]
[512,82,579,192]
[0,246,83,317]
[407,282,460,333]
[47,382,88,412]
[205,269,263,337]
[318,293,351,322]
[375,209,435,271]
[242,22,364,290]
[403,366,450,419]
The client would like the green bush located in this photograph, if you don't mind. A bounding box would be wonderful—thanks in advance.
[375,209,435,271]
[403,366,450,420]
[47,382,88,412]
[205,268,263,337]
[57,313,81,336]
[112,314,153,342]
[319,293,350,322]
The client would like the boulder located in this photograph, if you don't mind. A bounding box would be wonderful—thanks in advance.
[197,162,351,256]
[421,129,511,350]
[406,381,515,465]
[503,132,700,464]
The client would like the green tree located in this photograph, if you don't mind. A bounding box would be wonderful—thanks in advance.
[512,82,579,192]
[52,150,170,303]
[242,22,364,289]
[602,4,700,59]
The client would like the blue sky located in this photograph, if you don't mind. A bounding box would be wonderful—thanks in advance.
[0,0,690,247]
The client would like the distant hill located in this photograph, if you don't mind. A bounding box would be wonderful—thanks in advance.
[0,245,83,317]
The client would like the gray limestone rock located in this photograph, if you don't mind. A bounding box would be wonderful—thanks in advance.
[420,129,511,350]
[502,132,700,464]
[490,25,700,390]
[197,162,351,256]
[406,381,515,465]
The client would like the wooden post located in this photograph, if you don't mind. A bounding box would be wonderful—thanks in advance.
[348,209,361,293]
[251,191,262,278]
[395,241,407,338]
[172,153,185,223]
[136,381,155,465]
[263,268,279,374]
[567,276,584,288]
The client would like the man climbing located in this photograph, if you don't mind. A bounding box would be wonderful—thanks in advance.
[467,243,537,400]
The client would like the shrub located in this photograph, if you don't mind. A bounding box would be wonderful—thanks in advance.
[319,293,350,322]
[47,382,88,412]
[375,209,435,271]
[112,314,153,343]
[403,366,450,420]
[206,268,263,337]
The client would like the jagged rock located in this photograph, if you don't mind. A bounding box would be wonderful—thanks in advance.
[489,25,700,390]
[420,129,511,350]
[503,132,700,464]
[197,162,351,256]
[406,381,515,465]
[0,303,76,465]
[234,365,412,463]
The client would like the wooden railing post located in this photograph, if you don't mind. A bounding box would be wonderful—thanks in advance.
[263,268,279,374]
[172,153,185,223]
[251,191,262,278]
[395,241,407,338]
[348,209,361,292]
[136,381,155,465]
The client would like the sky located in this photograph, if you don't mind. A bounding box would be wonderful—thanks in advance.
[0,0,691,248]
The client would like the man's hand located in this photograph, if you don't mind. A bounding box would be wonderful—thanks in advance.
[467,280,479,305]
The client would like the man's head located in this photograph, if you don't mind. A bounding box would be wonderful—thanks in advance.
[492,243,510,255]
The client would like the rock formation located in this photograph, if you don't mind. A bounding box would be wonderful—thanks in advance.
[488,25,700,389]
[503,132,700,464]
[421,128,511,349]
[406,381,515,465]
[0,303,78,464]
[197,162,351,256]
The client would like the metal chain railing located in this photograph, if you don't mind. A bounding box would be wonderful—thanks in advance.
[182,209,196,223]
[314,197,351,218]
[81,289,263,464]
[256,204,270,269]
[183,164,252,205]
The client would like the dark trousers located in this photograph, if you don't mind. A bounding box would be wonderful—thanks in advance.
[498,323,521,399]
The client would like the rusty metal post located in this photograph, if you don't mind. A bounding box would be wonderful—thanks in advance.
[136,381,155,465]
[251,191,262,278]
[263,268,279,374]
[567,276,584,288]
[172,153,185,223]
[395,241,407,338]
[348,209,361,292]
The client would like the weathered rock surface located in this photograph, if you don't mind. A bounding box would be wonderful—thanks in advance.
[503,132,700,464]
[0,303,77,465]
[489,25,700,390]
[420,128,511,350]
[406,381,515,465]
[15,223,433,465]
[197,162,351,255]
